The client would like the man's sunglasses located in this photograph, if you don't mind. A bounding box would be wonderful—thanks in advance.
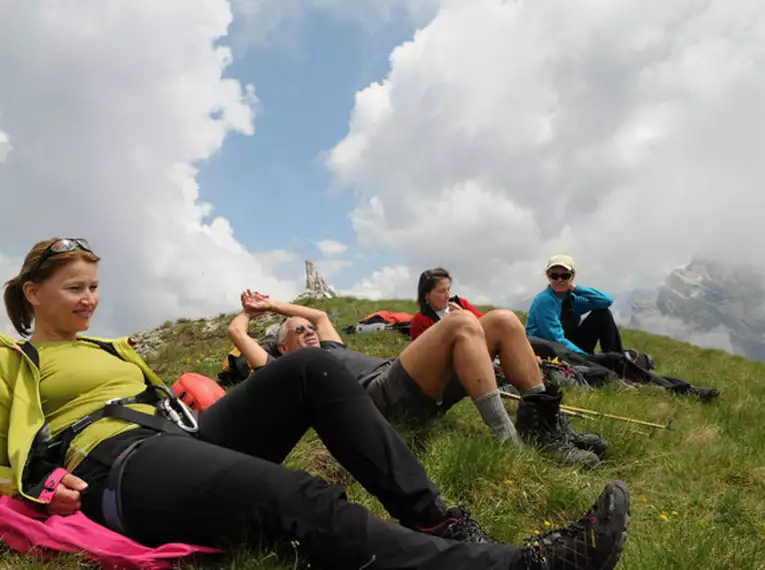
[29,238,93,281]
[548,272,573,281]
[293,324,318,335]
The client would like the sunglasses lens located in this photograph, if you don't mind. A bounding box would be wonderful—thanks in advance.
[549,273,572,281]
[49,238,92,254]
[75,238,92,251]
[49,239,76,253]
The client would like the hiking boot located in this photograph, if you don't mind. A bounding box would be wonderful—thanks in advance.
[516,385,600,469]
[521,480,631,570]
[413,506,495,543]
[624,348,655,371]
[557,412,609,458]
[688,385,721,403]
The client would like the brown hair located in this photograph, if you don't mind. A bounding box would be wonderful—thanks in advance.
[3,238,100,337]
[417,267,452,314]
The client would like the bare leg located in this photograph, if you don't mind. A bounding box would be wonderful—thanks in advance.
[480,310,543,393]
[398,311,497,399]
[398,312,518,443]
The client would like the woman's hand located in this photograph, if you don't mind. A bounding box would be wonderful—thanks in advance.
[47,473,88,516]
[448,301,464,312]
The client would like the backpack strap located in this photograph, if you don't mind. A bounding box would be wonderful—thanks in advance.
[18,337,115,369]
[36,338,199,465]
[19,342,39,368]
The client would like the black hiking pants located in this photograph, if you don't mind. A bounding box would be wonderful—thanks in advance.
[76,348,522,570]
[586,352,694,393]
[568,308,624,354]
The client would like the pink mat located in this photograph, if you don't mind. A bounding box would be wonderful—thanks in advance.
[0,495,223,569]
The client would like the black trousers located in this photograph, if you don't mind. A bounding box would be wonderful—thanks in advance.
[568,308,624,354]
[77,348,521,570]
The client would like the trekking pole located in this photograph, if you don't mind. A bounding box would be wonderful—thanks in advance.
[499,391,671,430]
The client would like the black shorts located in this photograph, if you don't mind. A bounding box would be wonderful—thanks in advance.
[363,359,467,423]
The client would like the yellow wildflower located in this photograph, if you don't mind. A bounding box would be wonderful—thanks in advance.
[659,514,670,522]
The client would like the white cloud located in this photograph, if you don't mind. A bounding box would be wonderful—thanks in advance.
[631,311,735,354]
[0,128,10,163]
[344,264,412,300]
[0,1,300,338]
[328,0,765,309]
[315,239,348,256]
[313,259,352,279]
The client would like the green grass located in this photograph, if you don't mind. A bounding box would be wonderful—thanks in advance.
[3,296,765,569]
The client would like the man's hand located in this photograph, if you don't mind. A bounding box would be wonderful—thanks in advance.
[48,473,88,516]
[241,289,271,317]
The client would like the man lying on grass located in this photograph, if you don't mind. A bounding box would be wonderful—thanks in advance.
[228,290,609,468]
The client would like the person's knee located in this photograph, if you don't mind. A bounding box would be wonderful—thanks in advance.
[442,310,483,339]
[589,308,615,323]
[485,309,524,334]
[281,346,331,364]
[279,347,350,381]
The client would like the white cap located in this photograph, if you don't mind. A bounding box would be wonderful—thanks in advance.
[545,254,576,272]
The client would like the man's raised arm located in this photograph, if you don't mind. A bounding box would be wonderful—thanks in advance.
[260,295,342,343]
[227,292,274,369]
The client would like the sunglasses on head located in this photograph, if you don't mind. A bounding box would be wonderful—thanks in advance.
[548,271,572,281]
[29,238,93,281]
[293,324,318,335]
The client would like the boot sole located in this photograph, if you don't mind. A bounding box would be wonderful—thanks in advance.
[598,480,631,570]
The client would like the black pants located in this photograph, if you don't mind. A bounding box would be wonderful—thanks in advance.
[77,348,521,570]
[568,308,624,354]
[586,352,693,393]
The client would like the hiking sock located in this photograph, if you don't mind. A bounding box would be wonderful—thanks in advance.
[522,383,547,397]
[473,390,520,444]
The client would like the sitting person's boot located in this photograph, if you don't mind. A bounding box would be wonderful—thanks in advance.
[411,504,495,543]
[516,385,600,468]
[520,480,631,570]
[624,348,655,370]
[557,412,609,458]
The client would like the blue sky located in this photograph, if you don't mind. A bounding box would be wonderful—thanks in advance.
[196,9,415,287]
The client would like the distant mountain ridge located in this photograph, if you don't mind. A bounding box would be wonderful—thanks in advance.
[630,258,765,362]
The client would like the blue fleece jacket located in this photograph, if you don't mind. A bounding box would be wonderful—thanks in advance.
[526,285,614,354]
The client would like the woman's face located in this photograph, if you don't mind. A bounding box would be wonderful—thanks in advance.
[547,265,574,294]
[425,278,452,311]
[26,259,99,336]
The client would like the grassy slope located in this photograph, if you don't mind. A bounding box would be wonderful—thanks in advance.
[2,297,765,569]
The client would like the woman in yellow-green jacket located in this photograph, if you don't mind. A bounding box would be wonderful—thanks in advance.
[0,237,630,570]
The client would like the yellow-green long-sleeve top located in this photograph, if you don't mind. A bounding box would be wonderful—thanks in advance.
[0,334,166,504]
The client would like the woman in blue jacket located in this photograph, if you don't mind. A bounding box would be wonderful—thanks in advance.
[526,255,623,355]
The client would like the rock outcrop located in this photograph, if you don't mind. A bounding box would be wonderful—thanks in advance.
[293,260,337,301]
